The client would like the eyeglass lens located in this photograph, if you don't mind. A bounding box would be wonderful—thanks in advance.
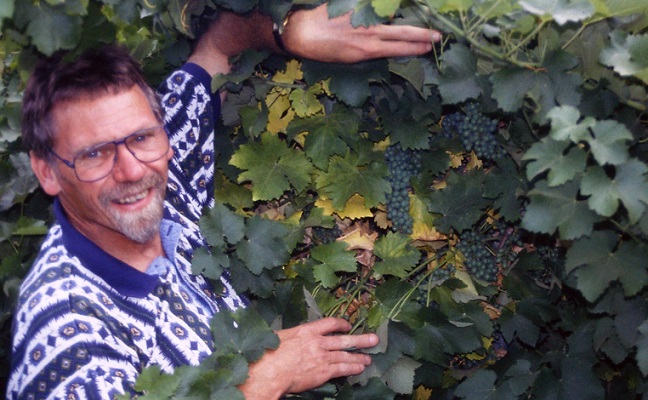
[74,126,169,182]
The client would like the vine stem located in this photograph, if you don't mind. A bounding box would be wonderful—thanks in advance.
[504,20,547,58]
[419,1,539,69]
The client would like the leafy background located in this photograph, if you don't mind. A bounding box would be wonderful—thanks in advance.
[1,0,648,398]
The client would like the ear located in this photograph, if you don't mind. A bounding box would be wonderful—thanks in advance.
[30,152,62,196]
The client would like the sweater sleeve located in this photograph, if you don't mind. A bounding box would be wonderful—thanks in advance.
[157,64,221,225]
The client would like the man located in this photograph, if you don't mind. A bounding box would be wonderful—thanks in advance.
[8,4,440,399]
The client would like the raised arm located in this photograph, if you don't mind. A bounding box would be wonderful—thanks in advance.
[187,2,442,77]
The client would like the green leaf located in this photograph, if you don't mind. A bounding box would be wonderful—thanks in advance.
[311,241,358,288]
[302,59,389,107]
[586,119,632,166]
[373,232,420,278]
[371,0,400,17]
[519,0,595,24]
[289,104,360,170]
[382,113,432,151]
[210,307,280,362]
[131,365,180,400]
[191,246,227,280]
[546,105,595,142]
[637,320,648,376]
[581,159,648,223]
[200,202,246,248]
[213,0,258,14]
[236,216,291,275]
[600,31,648,85]
[0,0,15,31]
[414,312,483,362]
[565,231,648,301]
[454,370,497,400]
[523,137,587,186]
[230,132,313,201]
[438,44,481,104]
[382,356,421,394]
[521,180,600,240]
[14,1,82,55]
[315,150,390,211]
[426,170,492,233]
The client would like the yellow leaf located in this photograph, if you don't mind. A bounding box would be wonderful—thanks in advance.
[373,205,390,230]
[273,59,303,84]
[339,226,378,251]
[289,84,324,118]
[315,193,373,219]
[266,89,294,134]
[410,193,445,242]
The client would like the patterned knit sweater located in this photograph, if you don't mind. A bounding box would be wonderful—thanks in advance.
[8,64,245,400]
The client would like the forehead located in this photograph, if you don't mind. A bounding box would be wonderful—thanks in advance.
[51,86,158,151]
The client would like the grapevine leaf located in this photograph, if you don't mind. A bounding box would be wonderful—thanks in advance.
[0,0,14,31]
[210,307,280,362]
[383,113,432,150]
[236,216,291,275]
[600,31,648,85]
[521,180,600,240]
[593,0,648,18]
[565,231,648,301]
[499,303,541,347]
[389,57,439,97]
[328,0,387,26]
[315,151,390,211]
[519,0,595,24]
[415,310,483,361]
[373,232,420,278]
[352,377,395,398]
[371,0,400,17]
[229,258,276,298]
[131,365,180,399]
[491,52,581,121]
[382,356,421,394]
[484,159,525,221]
[559,330,605,399]
[581,160,648,223]
[546,105,595,142]
[289,84,324,118]
[230,132,312,201]
[523,137,587,186]
[454,370,497,400]
[192,246,227,280]
[637,320,648,376]
[200,202,246,248]
[14,1,82,55]
[213,0,257,13]
[302,59,389,106]
[426,170,491,233]
[438,44,481,104]
[311,241,358,288]
[586,120,632,166]
[289,103,360,170]
[410,193,444,242]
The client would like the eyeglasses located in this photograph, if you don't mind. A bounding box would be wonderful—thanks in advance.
[49,125,170,182]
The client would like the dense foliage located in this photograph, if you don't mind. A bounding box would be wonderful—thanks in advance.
[1,0,648,398]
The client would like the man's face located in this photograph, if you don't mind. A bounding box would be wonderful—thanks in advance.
[33,86,173,245]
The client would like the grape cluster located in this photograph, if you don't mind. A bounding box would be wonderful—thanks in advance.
[384,143,421,234]
[532,245,564,287]
[311,225,343,245]
[457,230,499,283]
[431,264,456,282]
[442,103,506,160]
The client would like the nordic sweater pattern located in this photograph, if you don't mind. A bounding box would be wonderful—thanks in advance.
[7,65,244,400]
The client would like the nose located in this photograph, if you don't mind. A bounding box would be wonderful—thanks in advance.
[110,144,146,182]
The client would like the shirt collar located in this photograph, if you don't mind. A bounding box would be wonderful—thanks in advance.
[53,198,181,298]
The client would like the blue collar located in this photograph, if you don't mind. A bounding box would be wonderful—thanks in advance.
[53,198,181,298]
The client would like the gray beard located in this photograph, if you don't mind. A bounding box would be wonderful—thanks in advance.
[100,174,166,244]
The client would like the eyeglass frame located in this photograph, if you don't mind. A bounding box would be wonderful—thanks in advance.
[48,125,170,183]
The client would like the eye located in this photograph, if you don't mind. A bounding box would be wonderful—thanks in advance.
[76,143,113,163]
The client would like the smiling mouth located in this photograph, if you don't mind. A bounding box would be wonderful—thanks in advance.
[115,190,149,205]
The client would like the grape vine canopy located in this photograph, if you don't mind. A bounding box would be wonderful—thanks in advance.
[1,0,648,398]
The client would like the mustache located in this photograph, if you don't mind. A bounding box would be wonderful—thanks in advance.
[100,174,165,203]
